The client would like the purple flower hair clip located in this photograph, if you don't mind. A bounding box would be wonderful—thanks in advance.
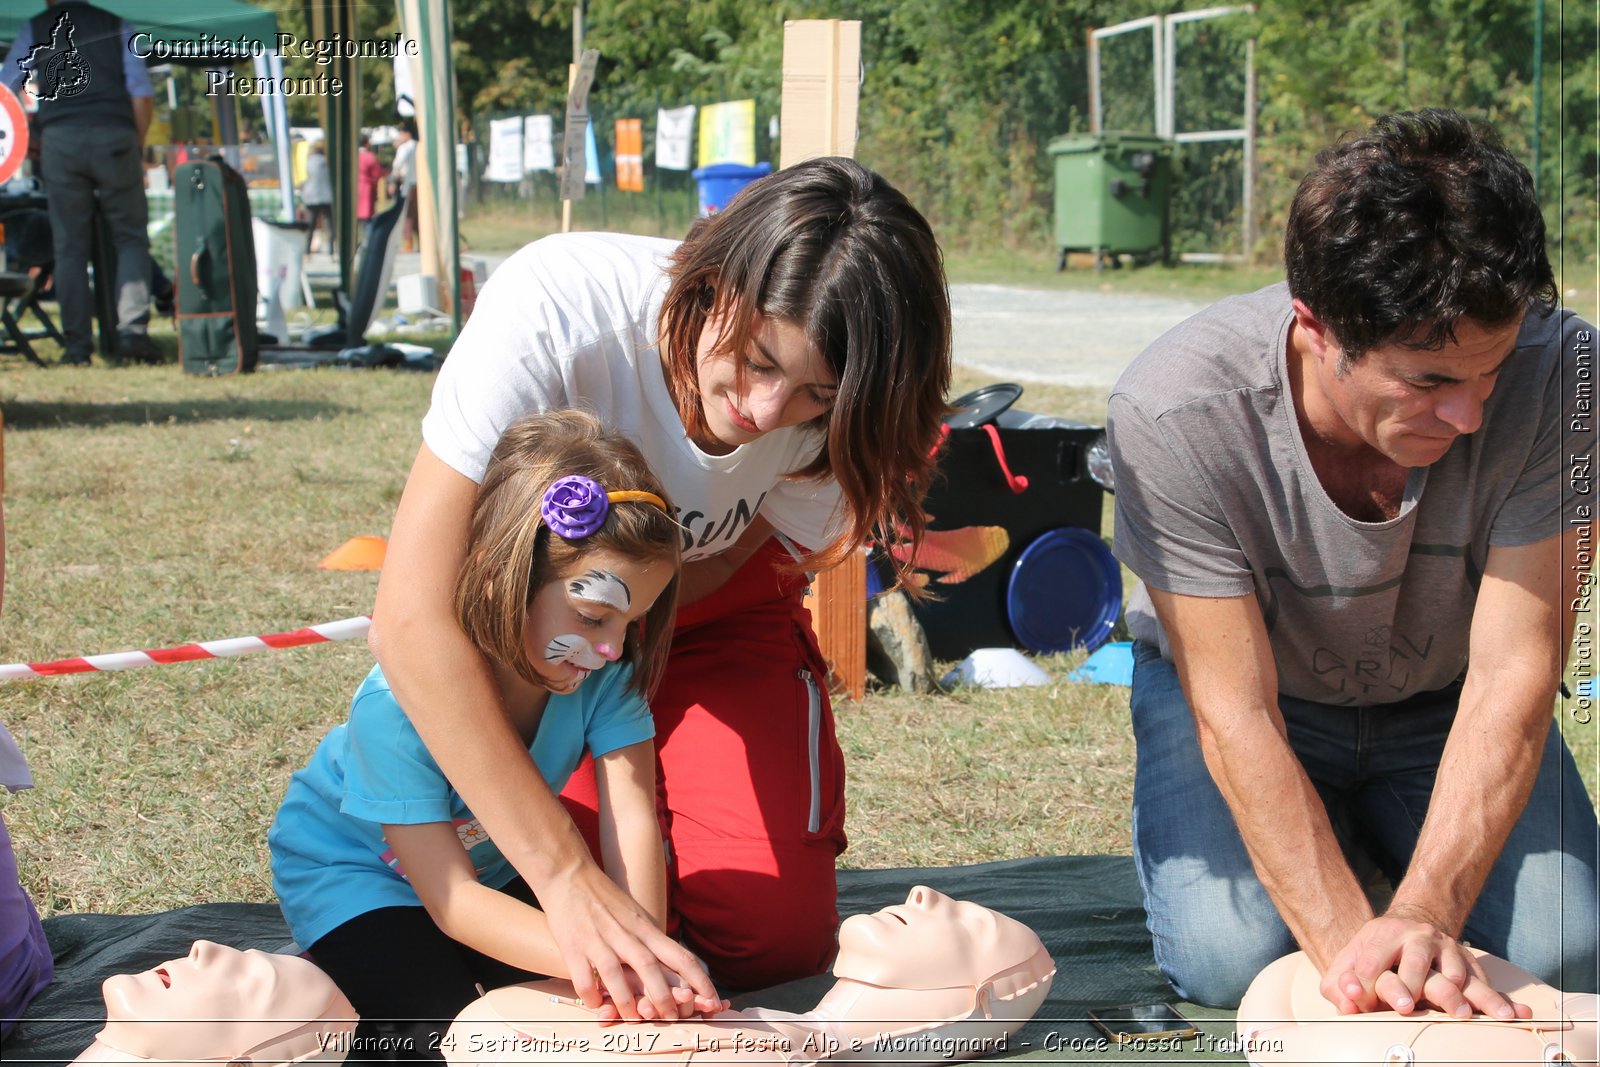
[541,475,610,539]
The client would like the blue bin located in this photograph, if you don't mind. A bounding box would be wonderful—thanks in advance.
[691,162,773,216]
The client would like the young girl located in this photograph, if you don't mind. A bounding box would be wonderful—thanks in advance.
[270,411,711,1058]
[371,156,953,1012]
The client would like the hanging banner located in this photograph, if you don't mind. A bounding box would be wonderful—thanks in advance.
[697,99,756,167]
[393,42,417,118]
[559,48,600,201]
[292,138,312,187]
[585,122,601,184]
[615,118,643,192]
[523,114,554,172]
[484,116,524,182]
[655,104,696,171]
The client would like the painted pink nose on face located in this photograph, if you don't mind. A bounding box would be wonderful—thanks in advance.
[594,642,621,662]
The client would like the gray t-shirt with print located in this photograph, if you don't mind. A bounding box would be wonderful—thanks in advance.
[1108,282,1594,706]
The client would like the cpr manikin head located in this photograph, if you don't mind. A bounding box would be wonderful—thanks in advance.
[834,885,1044,990]
[445,887,1055,1066]
[820,885,1054,1025]
[72,941,357,1067]
[1235,950,1598,1067]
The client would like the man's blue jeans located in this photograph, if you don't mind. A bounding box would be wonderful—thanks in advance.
[1130,641,1599,1008]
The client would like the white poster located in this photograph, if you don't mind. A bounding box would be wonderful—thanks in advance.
[393,43,416,118]
[655,104,696,171]
[484,116,524,183]
[522,114,554,172]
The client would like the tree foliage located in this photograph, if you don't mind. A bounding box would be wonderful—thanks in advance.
[1251,0,1594,267]
[249,0,1593,268]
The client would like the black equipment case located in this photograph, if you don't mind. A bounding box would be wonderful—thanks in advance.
[173,158,258,375]
[903,412,1108,661]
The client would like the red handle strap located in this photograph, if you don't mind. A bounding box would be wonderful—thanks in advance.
[930,423,1029,494]
[980,423,1030,494]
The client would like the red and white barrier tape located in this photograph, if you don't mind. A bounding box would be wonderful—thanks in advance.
[0,615,372,681]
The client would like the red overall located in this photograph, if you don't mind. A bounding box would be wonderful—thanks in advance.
[560,539,848,991]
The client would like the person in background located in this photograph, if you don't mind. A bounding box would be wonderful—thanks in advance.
[388,119,418,252]
[357,131,386,242]
[300,142,333,255]
[0,0,160,366]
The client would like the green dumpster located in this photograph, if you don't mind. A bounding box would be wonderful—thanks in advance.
[1047,132,1174,270]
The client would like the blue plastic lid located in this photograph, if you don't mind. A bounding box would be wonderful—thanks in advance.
[1006,527,1121,654]
[691,162,774,180]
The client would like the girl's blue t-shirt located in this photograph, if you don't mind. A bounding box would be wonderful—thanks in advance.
[269,661,653,949]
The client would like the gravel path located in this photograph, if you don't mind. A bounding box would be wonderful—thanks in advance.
[950,283,1206,393]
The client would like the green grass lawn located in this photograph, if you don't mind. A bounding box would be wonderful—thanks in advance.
[0,246,1593,918]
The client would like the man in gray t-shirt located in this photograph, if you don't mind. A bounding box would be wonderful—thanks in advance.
[1108,109,1597,1015]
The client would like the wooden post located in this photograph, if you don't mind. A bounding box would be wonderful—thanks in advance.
[782,20,866,700]
[778,20,860,166]
[803,551,867,699]
[561,3,587,234]
[559,49,599,234]
[561,61,573,235]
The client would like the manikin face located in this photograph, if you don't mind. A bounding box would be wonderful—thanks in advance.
[1298,307,1523,470]
[523,547,672,695]
[97,941,337,1060]
[692,309,836,453]
[832,886,1041,990]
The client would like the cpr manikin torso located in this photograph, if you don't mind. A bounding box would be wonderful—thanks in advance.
[71,941,357,1067]
[1235,949,1598,1066]
[445,887,1055,1065]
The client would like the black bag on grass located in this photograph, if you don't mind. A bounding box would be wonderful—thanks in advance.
[174,157,258,375]
[903,385,1110,660]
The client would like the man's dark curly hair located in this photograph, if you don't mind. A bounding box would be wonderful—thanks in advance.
[1285,108,1556,363]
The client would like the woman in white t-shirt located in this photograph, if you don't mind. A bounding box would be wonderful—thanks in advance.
[370,157,951,1018]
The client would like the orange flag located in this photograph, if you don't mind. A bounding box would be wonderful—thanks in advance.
[615,118,644,192]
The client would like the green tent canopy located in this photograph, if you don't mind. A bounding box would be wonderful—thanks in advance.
[0,1,278,50]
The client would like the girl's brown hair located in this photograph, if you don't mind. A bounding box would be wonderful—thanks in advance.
[657,157,952,593]
[454,410,681,696]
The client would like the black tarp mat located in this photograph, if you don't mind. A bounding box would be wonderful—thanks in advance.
[8,857,1246,1064]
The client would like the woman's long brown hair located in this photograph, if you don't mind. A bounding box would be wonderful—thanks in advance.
[657,157,952,593]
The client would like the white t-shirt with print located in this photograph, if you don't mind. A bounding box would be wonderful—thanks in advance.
[423,231,845,560]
